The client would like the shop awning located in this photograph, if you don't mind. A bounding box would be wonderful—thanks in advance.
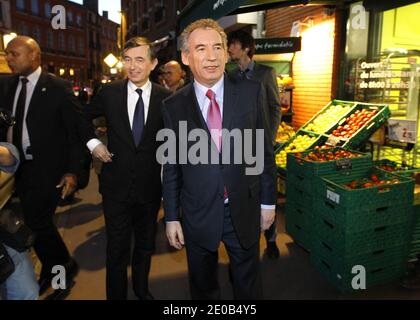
[178,0,307,31]
[178,0,359,31]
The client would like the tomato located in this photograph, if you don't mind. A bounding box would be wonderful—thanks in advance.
[370,174,379,182]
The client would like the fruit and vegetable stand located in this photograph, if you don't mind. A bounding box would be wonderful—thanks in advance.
[274,99,420,292]
[284,147,416,292]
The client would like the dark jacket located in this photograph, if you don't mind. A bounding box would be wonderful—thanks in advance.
[230,62,281,142]
[83,80,171,203]
[162,74,277,250]
[0,73,84,189]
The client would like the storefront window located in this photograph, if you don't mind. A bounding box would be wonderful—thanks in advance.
[16,0,25,11]
[47,30,53,49]
[31,0,39,15]
[44,2,51,18]
[342,1,420,165]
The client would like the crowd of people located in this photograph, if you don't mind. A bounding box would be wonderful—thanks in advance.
[9,16,417,300]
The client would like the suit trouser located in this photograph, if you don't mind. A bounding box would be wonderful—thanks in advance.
[102,195,160,300]
[16,161,70,280]
[185,205,262,300]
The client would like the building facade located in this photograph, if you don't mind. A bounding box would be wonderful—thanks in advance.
[2,0,119,86]
[121,0,189,63]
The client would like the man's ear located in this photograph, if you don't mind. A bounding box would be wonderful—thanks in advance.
[151,58,158,71]
[181,51,189,66]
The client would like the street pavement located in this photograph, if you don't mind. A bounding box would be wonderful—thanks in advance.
[40,170,420,300]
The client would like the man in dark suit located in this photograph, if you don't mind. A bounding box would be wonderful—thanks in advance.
[162,19,277,300]
[83,37,171,300]
[228,30,281,259]
[3,36,82,299]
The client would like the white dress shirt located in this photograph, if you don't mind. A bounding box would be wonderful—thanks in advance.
[87,79,153,152]
[7,66,42,160]
[193,78,275,210]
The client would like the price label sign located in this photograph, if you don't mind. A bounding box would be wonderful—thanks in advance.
[388,119,418,144]
[326,189,340,204]
[326,135,343,147]
[336,158,352,171]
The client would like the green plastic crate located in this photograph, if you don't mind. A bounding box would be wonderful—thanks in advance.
[315,217,412,255]
[320,103,390,150]
[314,201,413,234]
[286,148,372,194]
[275,131,329,170]
[316,167,415,210]
[312,240,409,269]
[301,100,357,135]
[311,255,406,292]
[374,159,420,178]
[285,203,313,252]
[341,103,391,149]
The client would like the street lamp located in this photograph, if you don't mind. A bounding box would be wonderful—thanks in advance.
[104,53,118,68]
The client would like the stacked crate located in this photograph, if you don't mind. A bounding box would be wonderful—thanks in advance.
[275,100,390,196]
[285,148,372,252]
[373,159,420,263]
[311,167,414,292]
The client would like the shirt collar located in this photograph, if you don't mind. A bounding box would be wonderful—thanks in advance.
[239,60,255,72]
[193,76,224,103]
[127,79,152,94]
[22,66,42,86]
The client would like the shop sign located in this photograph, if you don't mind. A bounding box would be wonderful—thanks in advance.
[255,37,301,54]
[357,61,420,90]
[387,119,418,144]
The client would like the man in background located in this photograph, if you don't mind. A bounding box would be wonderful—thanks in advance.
[228,29,281,259]
[162,60,186,92]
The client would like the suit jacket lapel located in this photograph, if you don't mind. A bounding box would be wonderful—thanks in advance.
[222,75,238,131]
[183,83,208,132]
[5,76,19,113]
[26,73,48,118]
[118,79,137,149]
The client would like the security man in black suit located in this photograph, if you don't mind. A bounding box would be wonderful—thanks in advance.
[3,36,83,299]
[82,37,171,300]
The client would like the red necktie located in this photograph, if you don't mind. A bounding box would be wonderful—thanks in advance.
[206,89,222,152]
[206,89,228,200]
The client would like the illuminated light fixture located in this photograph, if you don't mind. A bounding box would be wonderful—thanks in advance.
[101,79,107,83]
[59,68,65,76]
[290,17,314,37]
[3,33,17,48]
[110,68,117,74]
[104,53,118,68]
[69,68,74,76]
[116,61,123,69]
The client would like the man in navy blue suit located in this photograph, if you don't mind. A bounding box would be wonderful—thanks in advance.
[161,19,277,300]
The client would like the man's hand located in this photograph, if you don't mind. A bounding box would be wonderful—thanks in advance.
[261,208,275,231]
[166,221,184,250]
[92,143,113,163]
[56,173,78,199]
